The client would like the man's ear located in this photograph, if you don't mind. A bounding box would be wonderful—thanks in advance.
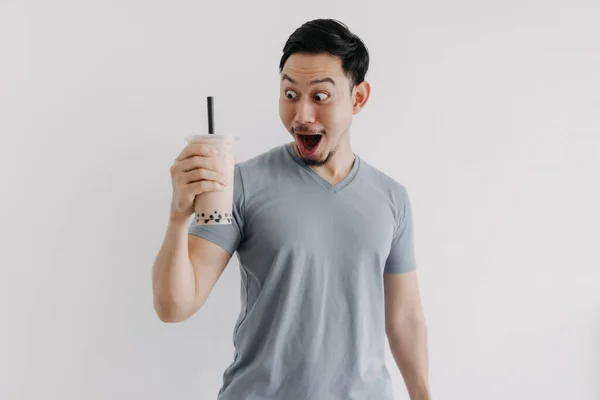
[352,81,371,115]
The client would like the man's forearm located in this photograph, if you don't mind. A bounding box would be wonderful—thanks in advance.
[152,215,196,322]
[387,314,430,400]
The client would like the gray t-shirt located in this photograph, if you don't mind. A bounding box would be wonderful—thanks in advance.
[188,142,417,400]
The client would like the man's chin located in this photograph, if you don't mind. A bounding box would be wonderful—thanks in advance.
[294,143,331,167]
[303,155,327,167]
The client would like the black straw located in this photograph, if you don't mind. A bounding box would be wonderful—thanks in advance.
[207,96,214,134]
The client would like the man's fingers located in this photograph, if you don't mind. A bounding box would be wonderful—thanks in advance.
[175,143,219,162]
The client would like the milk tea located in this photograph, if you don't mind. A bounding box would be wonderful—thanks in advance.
[184,135,237,224]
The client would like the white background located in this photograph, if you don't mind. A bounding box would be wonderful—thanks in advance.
[1,1,599,399]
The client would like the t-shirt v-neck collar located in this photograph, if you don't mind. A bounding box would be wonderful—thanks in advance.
[285,142,360,194]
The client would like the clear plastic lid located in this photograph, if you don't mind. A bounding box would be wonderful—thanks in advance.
[185,134,239,143]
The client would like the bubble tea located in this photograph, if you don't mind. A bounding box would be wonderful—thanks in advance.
[185,96,237,225]
[185,134,237,224]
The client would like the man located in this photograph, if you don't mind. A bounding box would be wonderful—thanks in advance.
[153,19,430,400]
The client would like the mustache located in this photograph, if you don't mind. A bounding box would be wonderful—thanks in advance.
[292,125,325,135]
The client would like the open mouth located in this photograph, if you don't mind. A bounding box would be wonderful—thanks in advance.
[297,134,323,155]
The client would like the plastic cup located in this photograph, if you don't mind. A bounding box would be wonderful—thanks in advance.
[184,134,238,225]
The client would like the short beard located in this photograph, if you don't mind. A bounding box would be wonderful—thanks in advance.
[293,142,336,167]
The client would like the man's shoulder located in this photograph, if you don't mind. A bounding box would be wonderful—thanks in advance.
[233,143,292,191]
[358,155,409,197]
[236,143,290,171]
[357,156,412,225]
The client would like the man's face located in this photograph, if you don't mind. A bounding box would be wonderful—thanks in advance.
[279,53,357,166]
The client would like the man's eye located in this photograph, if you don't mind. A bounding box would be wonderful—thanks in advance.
[314,92,329,101]
[285,90,297,99]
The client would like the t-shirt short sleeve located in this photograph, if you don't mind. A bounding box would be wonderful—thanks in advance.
[384,187,417,274]
[188,164,245,255]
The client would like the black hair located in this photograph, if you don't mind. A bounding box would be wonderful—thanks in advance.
[279,19,370,89]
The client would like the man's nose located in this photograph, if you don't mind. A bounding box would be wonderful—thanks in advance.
[294,99,316,124]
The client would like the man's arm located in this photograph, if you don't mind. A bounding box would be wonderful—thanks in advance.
[384,271,430,400]
[152,215,232,322]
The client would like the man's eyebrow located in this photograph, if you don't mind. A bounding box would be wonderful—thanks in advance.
[281,74,335,86]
